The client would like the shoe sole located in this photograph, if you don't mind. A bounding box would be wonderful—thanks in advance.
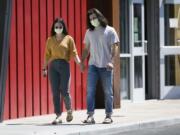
[52,121,62,125]
[102,121,113,124]
[82,120,95,124]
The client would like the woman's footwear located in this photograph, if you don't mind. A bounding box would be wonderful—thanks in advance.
[52,115,62,125]
[66,110,73,122]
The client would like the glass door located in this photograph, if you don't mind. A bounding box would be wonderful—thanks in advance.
[129,0,147,101]
[160,0,180,99]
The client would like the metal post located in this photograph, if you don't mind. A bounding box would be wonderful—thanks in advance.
[0,0,12,122]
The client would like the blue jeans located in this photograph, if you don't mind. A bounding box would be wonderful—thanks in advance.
[87,65,113,116]
[49,59,71,116]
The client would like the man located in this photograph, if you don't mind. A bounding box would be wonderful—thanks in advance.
[81,8,119,124]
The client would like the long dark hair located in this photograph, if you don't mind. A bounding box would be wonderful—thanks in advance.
[51,18,68,36]
[87,8,108,31]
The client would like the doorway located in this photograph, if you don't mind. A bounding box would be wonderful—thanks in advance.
[159,0,180,99]
[120,0,147,102]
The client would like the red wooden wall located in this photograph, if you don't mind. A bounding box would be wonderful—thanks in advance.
[4,0,87,120]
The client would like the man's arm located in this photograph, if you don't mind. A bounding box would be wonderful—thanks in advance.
[80,44,90,71]
[107,43,119,70]
[81,44,90,63]
[111,43,119,64]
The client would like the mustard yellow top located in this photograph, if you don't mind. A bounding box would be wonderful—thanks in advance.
[44,35,78,63]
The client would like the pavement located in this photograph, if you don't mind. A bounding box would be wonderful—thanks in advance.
[1,100,180,135]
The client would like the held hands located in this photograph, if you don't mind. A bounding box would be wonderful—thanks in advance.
[79,62,86,72]
[74,55,85,72]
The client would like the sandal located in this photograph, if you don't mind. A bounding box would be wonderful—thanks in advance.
[66,110,73,122]
[82,115,95,124]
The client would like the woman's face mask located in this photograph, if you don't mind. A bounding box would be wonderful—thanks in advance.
[90,18,100,27]
[54,24,63,34]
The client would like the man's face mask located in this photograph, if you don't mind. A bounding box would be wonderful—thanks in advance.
[90,18,100,27]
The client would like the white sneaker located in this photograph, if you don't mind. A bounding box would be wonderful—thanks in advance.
[102,116,113,124]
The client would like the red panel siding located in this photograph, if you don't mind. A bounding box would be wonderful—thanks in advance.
[24,0,33,117]
[9,0,18,119]
[75,0,82,110]
[40,0,48,115]
[47,0,54,114]
[61,0,67,24]
[81,0,87,109]
[54,0,61,19]
[32,0,40,116]
[68,0,76,110]
[4,0,87,120]
[17,0,25,118]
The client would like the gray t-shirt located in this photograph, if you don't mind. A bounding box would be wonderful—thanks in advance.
[84,25,119,68]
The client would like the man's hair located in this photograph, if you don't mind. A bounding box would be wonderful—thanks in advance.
[87,8,108,31]
[51,18,68,36]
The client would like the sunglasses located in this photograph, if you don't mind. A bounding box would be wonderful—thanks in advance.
[55,26,63,29]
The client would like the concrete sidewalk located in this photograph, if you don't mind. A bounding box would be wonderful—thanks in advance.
[1,100,180,135]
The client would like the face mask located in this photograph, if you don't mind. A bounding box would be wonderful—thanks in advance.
[54,28,63,34]
[90,19,100,27]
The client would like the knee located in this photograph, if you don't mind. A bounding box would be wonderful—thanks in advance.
[87,91,96,100]
[61,90,70,97]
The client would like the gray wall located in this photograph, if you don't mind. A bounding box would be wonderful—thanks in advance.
[0,0,6,70]
[0,0,12,122]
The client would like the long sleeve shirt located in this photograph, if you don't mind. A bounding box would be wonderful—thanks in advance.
[44,35,78,63]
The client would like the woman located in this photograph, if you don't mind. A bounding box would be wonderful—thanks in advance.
[43,18,82,124]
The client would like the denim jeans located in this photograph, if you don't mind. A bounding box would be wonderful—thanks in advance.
[49,59,71,116]
[87,65,113,116]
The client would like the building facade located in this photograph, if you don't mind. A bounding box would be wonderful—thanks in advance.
[120,0,180,101]
[0,0,120,121]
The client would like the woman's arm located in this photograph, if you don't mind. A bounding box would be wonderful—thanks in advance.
[74,55,81,65]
